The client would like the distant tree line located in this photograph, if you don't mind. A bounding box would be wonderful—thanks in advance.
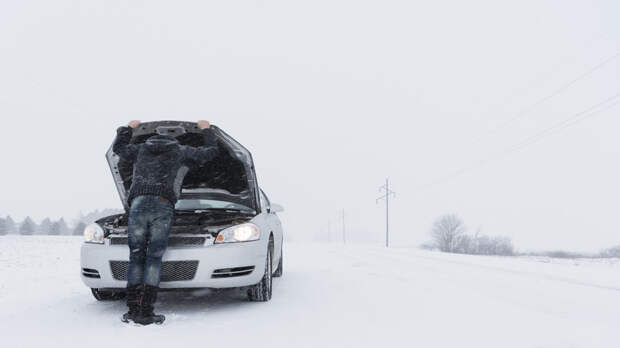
[523,245,620,259]
[0,215,81,236]
[426,213,620,259]
[0,209,122,236]
[599,245,620,258]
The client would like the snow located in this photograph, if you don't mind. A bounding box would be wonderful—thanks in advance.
[1,236,619,348]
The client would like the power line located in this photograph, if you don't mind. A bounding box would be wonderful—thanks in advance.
[472,34,610,129]
[469,50,620,145]
[498,94,620,154]
[416,93,620,191]
[417,50,620,191]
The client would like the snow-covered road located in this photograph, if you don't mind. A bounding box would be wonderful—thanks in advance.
[1,236,619,347]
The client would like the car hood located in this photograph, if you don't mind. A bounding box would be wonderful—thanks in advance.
[106,121,260,212]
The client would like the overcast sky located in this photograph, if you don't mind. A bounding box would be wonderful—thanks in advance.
[1,0,619,251]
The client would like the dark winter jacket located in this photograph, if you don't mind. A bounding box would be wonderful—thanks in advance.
[112,126,219,206]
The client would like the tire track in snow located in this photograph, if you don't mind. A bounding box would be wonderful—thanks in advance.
[364,248,620,292]
[323,246,618,319]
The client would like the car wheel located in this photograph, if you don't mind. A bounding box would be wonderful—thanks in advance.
[91,288,125,301]
[247,242,273,302]
[273,246,283,278]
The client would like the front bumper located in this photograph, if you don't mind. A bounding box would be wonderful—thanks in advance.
[80,239,267,289]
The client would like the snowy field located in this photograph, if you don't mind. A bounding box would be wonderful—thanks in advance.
[1,236,620,348]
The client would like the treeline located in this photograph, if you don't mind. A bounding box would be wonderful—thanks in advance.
[426,213,620,259]
[522,246,620,259]
[0,209,123,236]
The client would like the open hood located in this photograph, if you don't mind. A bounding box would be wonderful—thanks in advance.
[106,121,260,212]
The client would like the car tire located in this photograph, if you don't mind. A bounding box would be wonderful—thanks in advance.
[273,246,283,278]
[247,242,273,302]
[91,288,125,301]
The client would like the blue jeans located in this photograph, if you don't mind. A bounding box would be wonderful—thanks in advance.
[126,195,174,287]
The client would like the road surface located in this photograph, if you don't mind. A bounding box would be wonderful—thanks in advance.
[1,236,619,347]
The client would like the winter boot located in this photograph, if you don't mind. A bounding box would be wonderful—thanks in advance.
[121,284,142,323]
[135,284,165,325]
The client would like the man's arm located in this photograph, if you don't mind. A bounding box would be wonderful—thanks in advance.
[182,120,219,165]
[112,120,141,161]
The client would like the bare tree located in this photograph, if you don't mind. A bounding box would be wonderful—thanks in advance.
[475,235,514,256]
[454,234,473,254]
[491,236,514,256]
[431,214,466,252]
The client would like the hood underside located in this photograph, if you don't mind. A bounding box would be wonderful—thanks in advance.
[106,121,259,212]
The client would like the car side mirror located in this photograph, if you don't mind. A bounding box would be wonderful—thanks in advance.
[270,203,284,213]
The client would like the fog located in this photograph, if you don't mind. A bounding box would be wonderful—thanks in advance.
[1,0,619,251]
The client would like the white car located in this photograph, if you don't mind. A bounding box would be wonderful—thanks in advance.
[80,121,284,302]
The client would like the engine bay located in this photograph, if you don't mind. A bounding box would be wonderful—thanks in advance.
[96,211,253,239]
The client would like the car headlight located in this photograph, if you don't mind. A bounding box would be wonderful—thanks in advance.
[215,223,260,243]
[84,223,105,244]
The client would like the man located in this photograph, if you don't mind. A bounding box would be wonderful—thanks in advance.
[113,120,219,325]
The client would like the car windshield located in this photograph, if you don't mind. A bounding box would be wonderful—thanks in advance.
[175,199,254,212]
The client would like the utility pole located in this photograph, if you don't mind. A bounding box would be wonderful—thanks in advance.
[376,178,395,248]
[341,209,346,245]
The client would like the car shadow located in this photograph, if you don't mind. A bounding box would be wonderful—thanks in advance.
[88,283,279,320]
[151,287,257,315]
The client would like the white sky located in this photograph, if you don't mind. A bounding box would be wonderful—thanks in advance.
[0,0,619,251]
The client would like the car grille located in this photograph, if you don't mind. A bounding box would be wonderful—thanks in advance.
[212,266,255,279]
[110,261,199,282]
[109,236,206,246]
